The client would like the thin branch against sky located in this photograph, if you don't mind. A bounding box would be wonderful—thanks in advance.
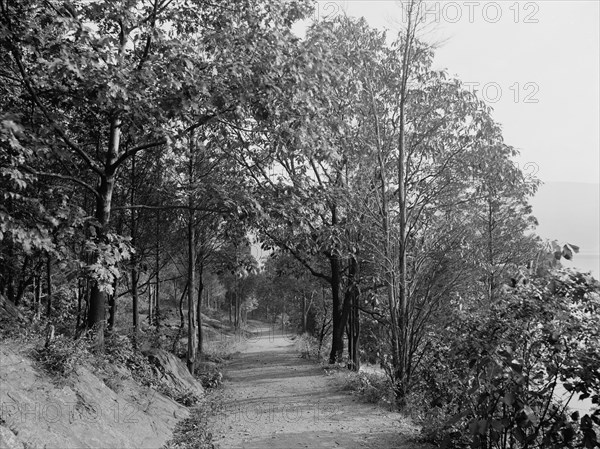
[301,1,599,185]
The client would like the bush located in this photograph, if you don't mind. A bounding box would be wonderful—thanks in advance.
[33,332,92,378]
[202,336,243,362]
[412,269,600,448]
[197,371,223,390]
[331,368,394,408]
[295,332,329,360]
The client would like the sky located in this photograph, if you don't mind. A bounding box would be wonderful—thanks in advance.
[286,1,600,275]
[299,0,600,184]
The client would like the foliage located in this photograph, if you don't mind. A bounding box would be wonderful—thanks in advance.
[33,331,93,378]
[0,117,54,254]
[295,332,325,359]
[334,369,394,409]
[413,268,600,448]
[85,232,134,294]
[197,371,223,390]
[1,4,594,446]
[163,399,216,449]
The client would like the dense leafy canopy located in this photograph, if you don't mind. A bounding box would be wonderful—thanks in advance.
[1,1,597,446]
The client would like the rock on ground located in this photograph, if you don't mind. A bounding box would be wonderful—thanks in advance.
[143,348,204,398]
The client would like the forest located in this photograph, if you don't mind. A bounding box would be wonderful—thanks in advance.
[1,0,599,447]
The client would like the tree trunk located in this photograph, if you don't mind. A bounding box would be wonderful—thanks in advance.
[178,282,187,328]
[45,254,52,316]
[393,0,417,406]
[487,196,495,302]
[172,281,188,354]
[197,257,204,355]
[14,256,31,306]
[130,153,139,333]
[34,275,41,321]
[76,278,83,331]
[87,117,120,349]
[302,294,307,333]
[107,278,118,331]
[372,87,401,379]
[187,214,197,374]
[155,209,161,326]
[350,289,360,371]
[346,258,360,371]
[328,253,345,364]
[281,297,285,334]
[235,276,241,329]
[186,131,197,374]
[148,285,154,324]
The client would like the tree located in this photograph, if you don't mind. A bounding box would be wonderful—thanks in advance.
[242,16,389,365]
[1,0,313,347]
[466,143,541,303]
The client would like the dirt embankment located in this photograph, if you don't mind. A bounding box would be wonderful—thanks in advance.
[0,341,194,449]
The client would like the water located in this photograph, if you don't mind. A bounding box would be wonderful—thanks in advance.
[560,253,599,279]
[555,383,595,416]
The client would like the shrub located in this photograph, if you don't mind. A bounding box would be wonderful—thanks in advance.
[413,269,600,448]
[332,368,394,408]
[197,371,223,390]
[295,332,329,360]
[34,332,91,378]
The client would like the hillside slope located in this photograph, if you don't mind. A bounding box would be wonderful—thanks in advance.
[0,341,190,449]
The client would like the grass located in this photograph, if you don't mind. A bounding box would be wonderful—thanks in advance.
[326,365,395,410]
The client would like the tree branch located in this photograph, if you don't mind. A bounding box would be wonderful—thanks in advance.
[32,170,100,199]
[110,114,219,170]
[111,204,226,213]
[261,228,332,283]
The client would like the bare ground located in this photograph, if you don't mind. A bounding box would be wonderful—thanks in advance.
[208,324,431,449]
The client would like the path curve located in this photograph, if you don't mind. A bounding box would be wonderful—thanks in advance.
[208,323,428,449]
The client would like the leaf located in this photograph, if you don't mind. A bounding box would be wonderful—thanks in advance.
[476,419,488,434]
[503,391,515,406]
[515,427,526,443]
[510,359,523,373]
[523,405,539,426]
[445,409,469,427]
[491,419,504,431]
[566,243,580,253]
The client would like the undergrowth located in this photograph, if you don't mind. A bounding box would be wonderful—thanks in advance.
[33,332,93,378]
[31,325,203,407]
[163,398,216,449]
[294,332,330,360]
[328,367,394,409]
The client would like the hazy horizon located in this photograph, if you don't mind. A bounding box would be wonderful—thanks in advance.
[531,181,600,277]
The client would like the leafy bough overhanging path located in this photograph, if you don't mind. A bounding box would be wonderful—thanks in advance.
[208,323,429,449]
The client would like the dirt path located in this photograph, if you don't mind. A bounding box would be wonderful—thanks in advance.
[208,324,428,449]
